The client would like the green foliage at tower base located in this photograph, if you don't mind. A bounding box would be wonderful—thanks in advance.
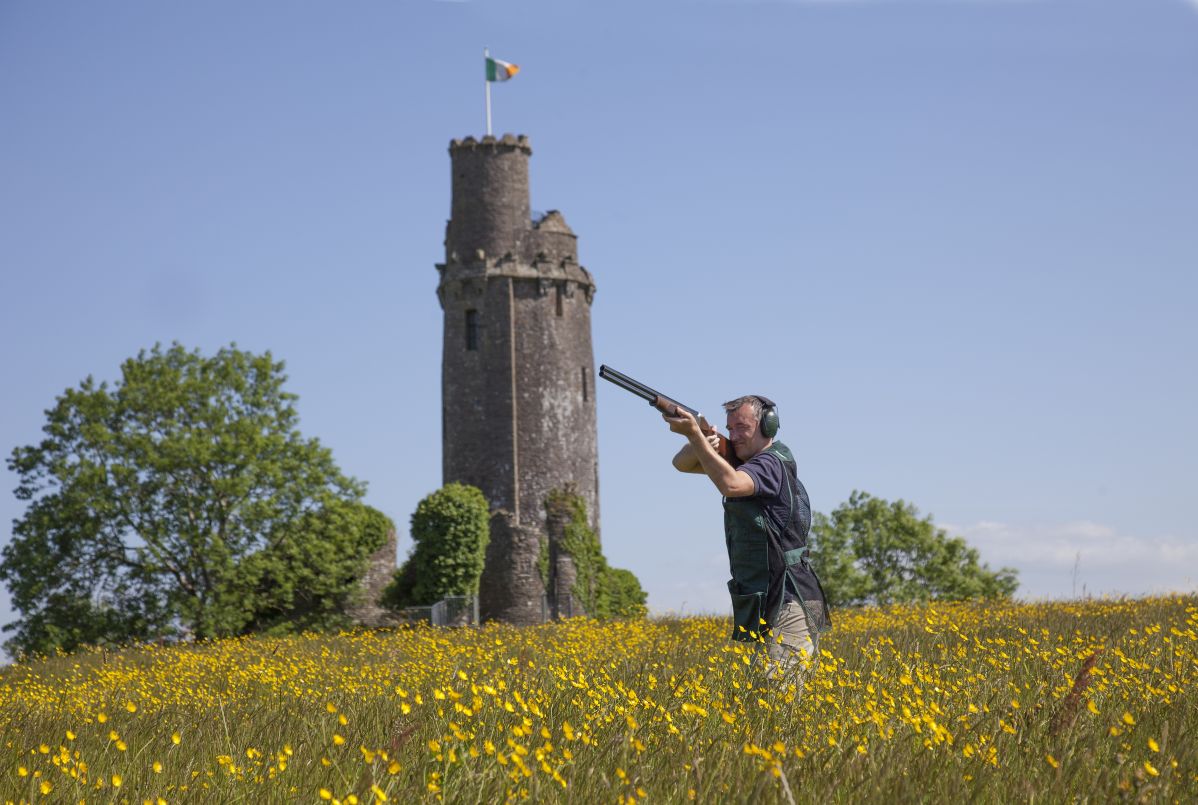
[382,483,490,609]
[545,489,647,619]
[808,490,1019,607]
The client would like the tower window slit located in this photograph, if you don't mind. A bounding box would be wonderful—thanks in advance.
[582,366,588,401]
[465,309,479,351]
[556,284,564,317]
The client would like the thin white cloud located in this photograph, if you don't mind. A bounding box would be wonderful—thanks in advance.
[647,519,1198,613]
[943,519,1198,599]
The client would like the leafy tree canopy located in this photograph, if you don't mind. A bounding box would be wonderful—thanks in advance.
[383,483,491,609]
[1,343,382,657]
[809,490,1019,607]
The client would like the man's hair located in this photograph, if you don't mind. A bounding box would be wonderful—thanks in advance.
[722,395,764,420]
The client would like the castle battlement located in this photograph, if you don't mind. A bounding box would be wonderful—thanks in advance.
[449,133,533,155]
[435,258,596,308]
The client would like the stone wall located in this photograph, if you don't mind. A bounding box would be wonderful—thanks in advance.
[545,493,583,620]
[477,511,546,624]
[346,526,398,627]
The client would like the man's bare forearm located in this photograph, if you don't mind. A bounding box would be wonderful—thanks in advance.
[687,433,750,495]
[672,443,705,473]
[662,407,754,495]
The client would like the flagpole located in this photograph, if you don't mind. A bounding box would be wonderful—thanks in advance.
[484,47,492,136]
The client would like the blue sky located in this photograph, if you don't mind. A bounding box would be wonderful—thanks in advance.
[2,0,1196,640]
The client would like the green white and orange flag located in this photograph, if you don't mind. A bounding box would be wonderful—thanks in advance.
[483,50,518,136]
[486,57,519,82]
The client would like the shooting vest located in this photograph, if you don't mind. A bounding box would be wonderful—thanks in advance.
[723,441,832,643]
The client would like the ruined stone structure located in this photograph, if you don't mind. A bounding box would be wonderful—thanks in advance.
[437,134,599,624]
[545,493,583,620]
[346,526,398,627]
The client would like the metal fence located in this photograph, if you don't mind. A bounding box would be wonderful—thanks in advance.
[398,595,584,627]
[398,596,479,627]
[542,593,577,621]
[431,596,479,626]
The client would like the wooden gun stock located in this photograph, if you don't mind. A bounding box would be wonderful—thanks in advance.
[649,395,739,466]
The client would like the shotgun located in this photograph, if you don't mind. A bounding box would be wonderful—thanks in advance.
[598,365,741,467]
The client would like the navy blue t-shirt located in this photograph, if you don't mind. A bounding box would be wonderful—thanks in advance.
[735,449,791,534]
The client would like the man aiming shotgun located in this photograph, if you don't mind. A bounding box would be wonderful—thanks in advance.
[599,366,831,681]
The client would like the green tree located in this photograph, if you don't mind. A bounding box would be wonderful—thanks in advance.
[598,567,649,619]
[1,343,374,656]
[383,483,490,609]
[808,490,1019,607]
[244,502,394,635]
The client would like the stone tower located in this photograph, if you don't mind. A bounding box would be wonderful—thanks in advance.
[436,134,599,624]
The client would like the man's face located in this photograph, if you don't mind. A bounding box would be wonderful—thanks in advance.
[727,404,769,461]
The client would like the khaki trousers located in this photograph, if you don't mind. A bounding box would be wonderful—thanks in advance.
[764,601,817,681]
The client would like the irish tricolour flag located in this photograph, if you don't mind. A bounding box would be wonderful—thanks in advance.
[486,57,519,82]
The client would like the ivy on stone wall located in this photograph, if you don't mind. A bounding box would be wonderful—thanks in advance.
[537,539,551,590]
[545,489,647,619]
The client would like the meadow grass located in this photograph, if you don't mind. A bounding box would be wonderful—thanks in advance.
[1,595,1195,803]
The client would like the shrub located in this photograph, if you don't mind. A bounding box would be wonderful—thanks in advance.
[383,483,490,609]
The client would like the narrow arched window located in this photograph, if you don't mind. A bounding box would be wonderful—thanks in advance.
[465,310,479,351]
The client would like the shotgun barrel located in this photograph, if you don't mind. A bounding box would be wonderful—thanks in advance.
[598,366,698,417]
[598,364,741,467]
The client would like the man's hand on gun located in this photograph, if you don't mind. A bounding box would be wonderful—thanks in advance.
[662,408,720,452]
[661,406,700,438]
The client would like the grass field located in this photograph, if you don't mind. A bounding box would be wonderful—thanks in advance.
[1,595,1195,804]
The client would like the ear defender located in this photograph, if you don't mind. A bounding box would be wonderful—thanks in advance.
[755,395,780,439]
